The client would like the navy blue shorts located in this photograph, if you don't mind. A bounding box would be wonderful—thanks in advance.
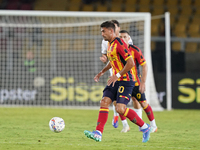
[131,86,146,102]
[103,81,135,105]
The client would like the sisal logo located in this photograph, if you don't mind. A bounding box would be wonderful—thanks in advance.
[0,88,37,102]
[178,78,200,103]
[50,77,104,102]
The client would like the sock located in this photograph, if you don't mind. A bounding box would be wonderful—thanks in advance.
[119,113,126,121]
[143,104,155,121]
[140,123,148,130]
[150,119,157,127]
[96,107,109,133]
[121,119,129,127]
[113,104,119,116]
[123,108,145,127]
[134,108,142,119]
[119,114,129,127]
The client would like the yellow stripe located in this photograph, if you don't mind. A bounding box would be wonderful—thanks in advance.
[119,95,129,100]
[135,82,139,86]
[125,55,132,61]
[131,66,137,82]
[140,61,146,66]
[100,109,109,112]
[114,43,123,73]
[143,104,149,109]
[124,108,129,117]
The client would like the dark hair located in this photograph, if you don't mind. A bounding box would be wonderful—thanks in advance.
[100,21,115,32]
[111,20,120,27]
[119,30,130,35]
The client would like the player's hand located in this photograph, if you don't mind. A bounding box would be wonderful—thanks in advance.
[94,72,104,82]
[139,82,145,93]
[100,55,108,63]
[107,75,118,87]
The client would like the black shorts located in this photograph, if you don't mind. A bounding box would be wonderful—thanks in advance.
[131,86,146,102]
[103,81,135,105]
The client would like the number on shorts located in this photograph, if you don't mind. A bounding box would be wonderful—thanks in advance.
[136,93,141,99]
[118,86,124,93]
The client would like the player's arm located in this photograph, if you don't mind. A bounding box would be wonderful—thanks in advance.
[100,40,108,63]
[99,54,108,63]
[94,62,112,82]
[134,46,147,93]
[140,62,148,93]
[107,56,135,87]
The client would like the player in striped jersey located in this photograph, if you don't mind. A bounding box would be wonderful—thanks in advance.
[119,30,158,133]
[84,21,151,143]
[100,20,142,132]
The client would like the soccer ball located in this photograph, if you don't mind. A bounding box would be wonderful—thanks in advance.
[49,117,65,133]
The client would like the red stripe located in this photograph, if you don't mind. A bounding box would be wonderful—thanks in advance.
[126,72,130,81]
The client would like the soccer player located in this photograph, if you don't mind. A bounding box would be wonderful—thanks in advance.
[100,20,142,132]
[119,30,158,132]
[84,21,151,143]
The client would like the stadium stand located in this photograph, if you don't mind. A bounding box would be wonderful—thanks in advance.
[124,5,136,12]
[110,3,122,12]
[172,42,181,51]
[0,0,199,54]
[125,0,137,5]
[138,0,151,5]
[173,23,187,37]
[96,1,108,11]
[180,0,192,6]
[153,0,165,5]
[185,42,198,53]
[188,23,200,37]
[180,6,193,16]
[166,0,178,6]
[138,5,151,12]
[81,3,94,11]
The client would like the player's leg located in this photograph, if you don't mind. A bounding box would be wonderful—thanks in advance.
[116,103,151,143]
[119,113,130,133]
[84,83,118,142]
[112,101,119,128]
[132,86,143,119]
[132,97,142,119]
[132,86,157,132]
[116,81,151,143]
[140,100,157,132]
[84,97,112,141]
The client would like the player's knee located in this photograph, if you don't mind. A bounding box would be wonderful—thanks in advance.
[100,97,112,107]
[141,101,148,108]
[115,104,126,114]
[132,97,137,102]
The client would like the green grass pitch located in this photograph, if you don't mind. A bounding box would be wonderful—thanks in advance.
[0,107,200,150]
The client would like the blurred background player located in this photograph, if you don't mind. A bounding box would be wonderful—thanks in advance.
[100,20,142,132]
[119,30,158,133]
[84,21,151,143]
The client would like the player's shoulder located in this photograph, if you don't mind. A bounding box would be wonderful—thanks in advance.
[115,37,125,45]
[129,44,141,53]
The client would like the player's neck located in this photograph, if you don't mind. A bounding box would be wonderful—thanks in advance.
[109,36,117,43]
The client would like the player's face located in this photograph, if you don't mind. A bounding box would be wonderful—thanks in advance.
[101,27,113,41]
[114,24,120,36]
[119,33,130,45]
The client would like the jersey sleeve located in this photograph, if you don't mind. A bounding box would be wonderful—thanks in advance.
[117,39,132,61]
[101,39,108,54]
[134,47,146,66]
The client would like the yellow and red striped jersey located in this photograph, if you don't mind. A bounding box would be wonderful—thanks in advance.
[129,45,146,86]
[107,37,135,81]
